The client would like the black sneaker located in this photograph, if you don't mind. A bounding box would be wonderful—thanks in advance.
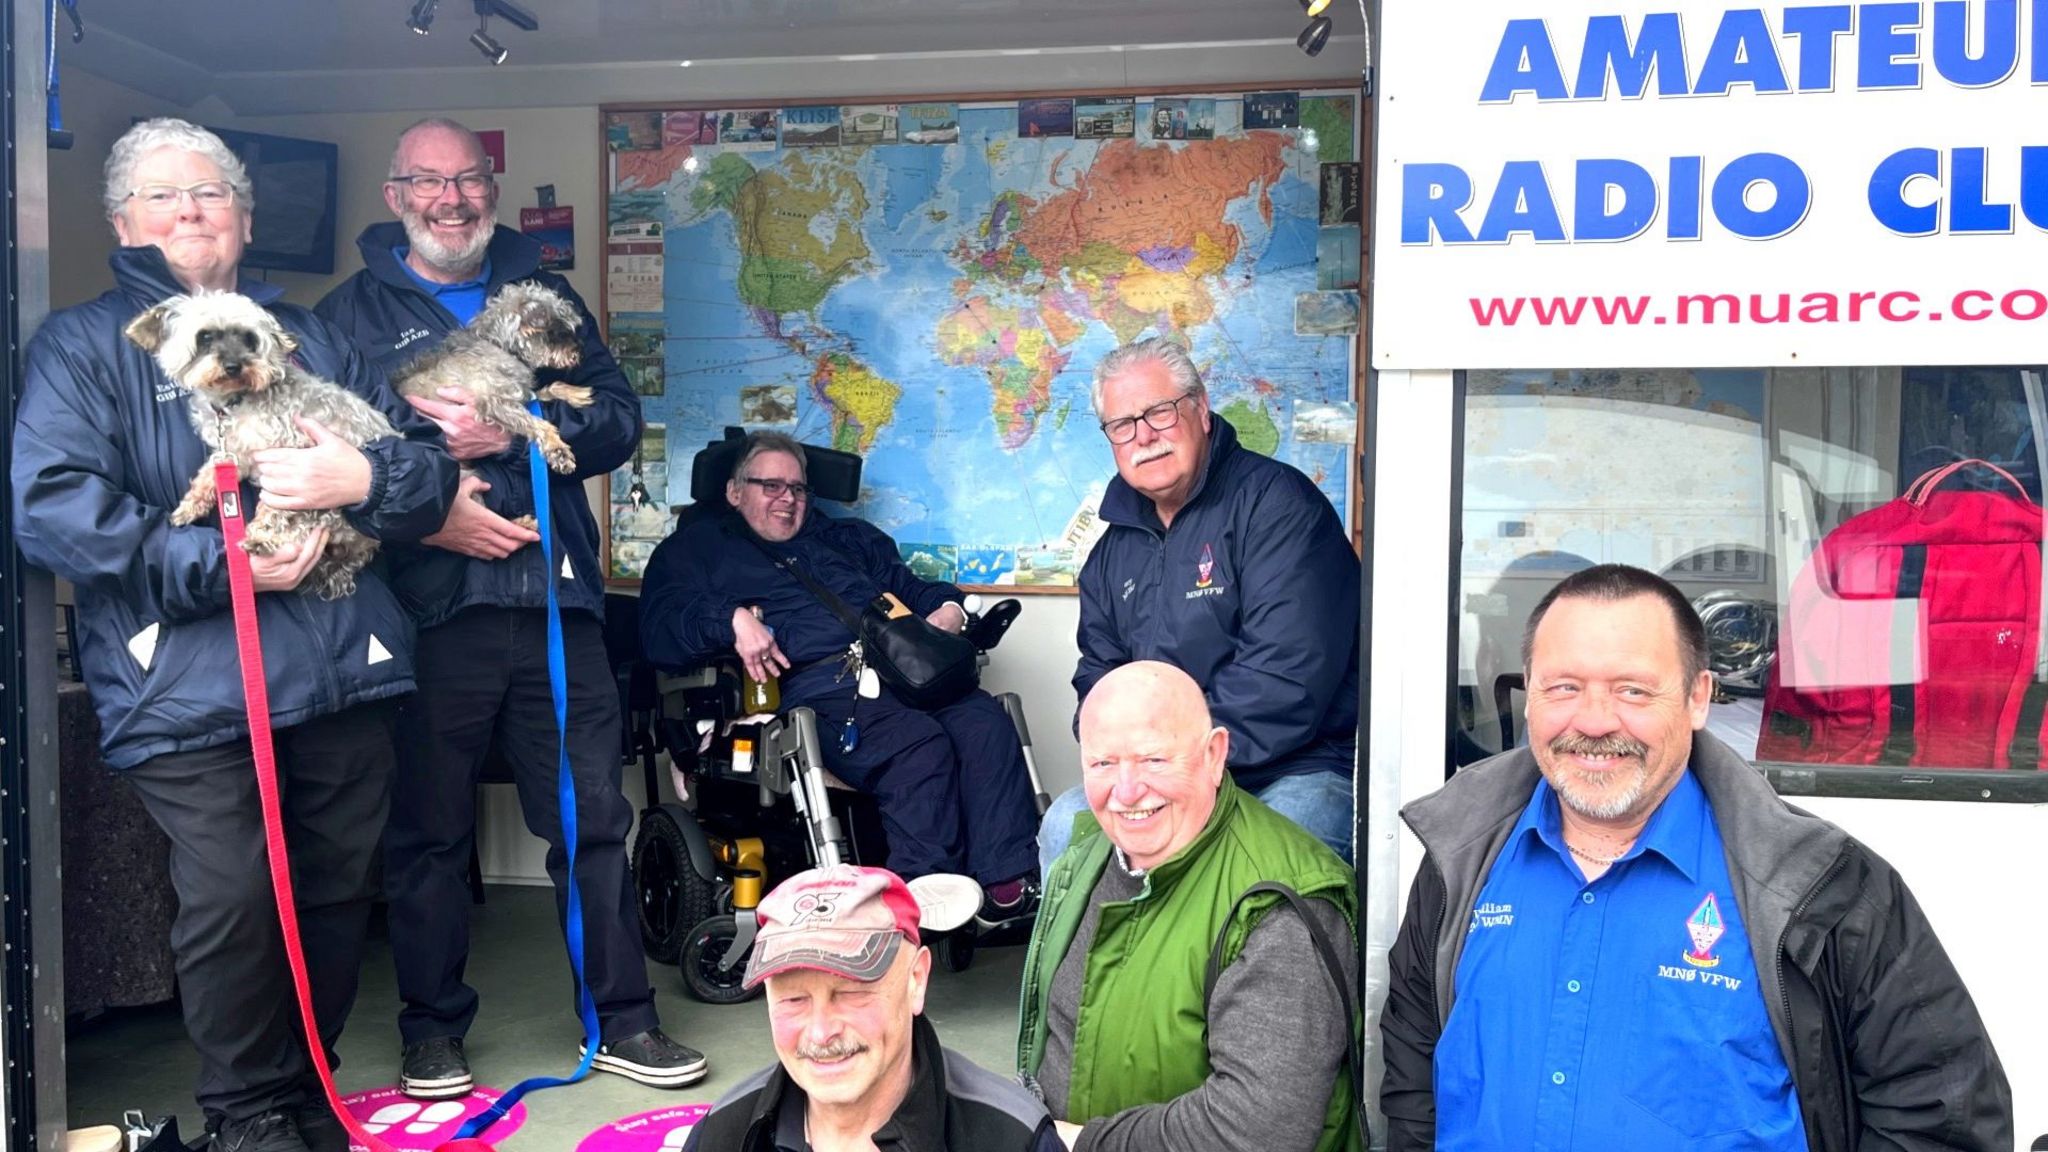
[293,1102,348,1152]
[582,1028,709,1088]
[209,1110,311,1152]
[975,876,1040,930]
[400,1035,474,1100]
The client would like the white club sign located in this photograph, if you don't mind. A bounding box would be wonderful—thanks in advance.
[1370,0,2046,369]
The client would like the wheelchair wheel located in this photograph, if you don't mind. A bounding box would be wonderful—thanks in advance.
[935,929,975,974]
[632,808,717,966]
[681,914,760,1004]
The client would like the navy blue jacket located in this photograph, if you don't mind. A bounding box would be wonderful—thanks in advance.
[640,508,961,704]
[315,223,641,628]
[1076,416,1359,791]
[9,247,458,769]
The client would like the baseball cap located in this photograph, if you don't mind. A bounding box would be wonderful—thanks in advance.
[741,865,922,990]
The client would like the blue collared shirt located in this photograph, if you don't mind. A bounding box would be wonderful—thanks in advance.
[1435,770,1807,1150]
[393,247,492,325]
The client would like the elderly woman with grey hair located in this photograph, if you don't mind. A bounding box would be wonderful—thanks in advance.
[9,117,456,1152]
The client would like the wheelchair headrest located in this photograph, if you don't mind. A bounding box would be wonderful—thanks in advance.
[687,426,863,505]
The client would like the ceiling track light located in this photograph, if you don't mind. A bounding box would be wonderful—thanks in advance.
[1299,0,1332,14]
[1297,13,1332,56]
[471,19,508,63]
[407,0,436,34]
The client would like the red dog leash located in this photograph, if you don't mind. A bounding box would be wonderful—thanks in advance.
[214,461,493,1152]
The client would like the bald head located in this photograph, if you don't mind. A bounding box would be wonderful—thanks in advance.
[384,116,498,281]
[1079,661,1229,871]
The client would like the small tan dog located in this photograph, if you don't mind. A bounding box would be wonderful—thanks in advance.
[391,281,591,473]
[125,291,398,599]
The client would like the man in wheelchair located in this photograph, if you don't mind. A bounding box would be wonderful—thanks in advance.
[640,431,1042,928]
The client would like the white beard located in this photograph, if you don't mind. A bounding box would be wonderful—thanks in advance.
[402,205,495,277]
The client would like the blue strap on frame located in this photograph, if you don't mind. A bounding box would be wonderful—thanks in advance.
[455,413,600,1138]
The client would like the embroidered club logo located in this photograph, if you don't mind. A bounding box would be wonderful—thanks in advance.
[1196,543,1215,588]
[1683,892,1725,968]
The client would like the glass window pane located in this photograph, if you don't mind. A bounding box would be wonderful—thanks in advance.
[1451,365,2048,797]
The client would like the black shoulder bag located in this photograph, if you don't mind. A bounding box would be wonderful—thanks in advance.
[1205,881,1371,1150]
[748,537,980,711]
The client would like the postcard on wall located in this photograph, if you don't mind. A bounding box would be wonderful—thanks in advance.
[1294,289,1360,336]
[1244,91,1300,131]
[1148,99,1189,140]
[1018,97,1075,138]
[1184,98,1218,140]
[607,190,666,241]
[1293,400,1359,445]
[1316,225,1361,290]
[899,103,960,145]
[477,129,507,173]
[840,104,899,146]
[608,422,671,581]
[605,110,664,151]
[1319,163,1362,226]
[663,110,718,147]
[718,109,780,150]
[606,312,665,361]
[607,250,663,312]
[1074,97,1135,140]
[740,384,797,426]
[782,105,843,147]
[518,206,575,271]
[620,358,665,397]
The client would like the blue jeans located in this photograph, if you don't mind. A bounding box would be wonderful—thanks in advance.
[1036,768,1354,878]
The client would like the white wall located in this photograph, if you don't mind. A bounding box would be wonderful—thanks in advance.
[48,68,187,308]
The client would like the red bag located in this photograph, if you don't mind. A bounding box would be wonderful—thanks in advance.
[1757,460,2048,770]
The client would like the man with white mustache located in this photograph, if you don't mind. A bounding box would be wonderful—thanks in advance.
[1019,662,1360,1152]
[1040,337,1360,875]
[682,865,1061,1152]
[1380,564,2010,1151]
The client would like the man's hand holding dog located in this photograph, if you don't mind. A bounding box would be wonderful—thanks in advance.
[409,386,513,461]
[731,607,790,684]
[424,474,540,560]
[254,418,372,509]
[250,526,329,593]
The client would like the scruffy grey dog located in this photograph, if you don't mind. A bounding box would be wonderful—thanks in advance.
[125,291,398,600]
[391,281,590,474]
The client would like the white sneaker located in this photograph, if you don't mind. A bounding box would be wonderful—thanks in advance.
[906,873,981,933]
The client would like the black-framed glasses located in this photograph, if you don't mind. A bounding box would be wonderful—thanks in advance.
[742,477,810,501]
[387,171,495,199]
[127,181,236,214]
[1100,391,1196,444]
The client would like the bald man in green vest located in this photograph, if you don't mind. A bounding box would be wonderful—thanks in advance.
[1017,662,1362,1152]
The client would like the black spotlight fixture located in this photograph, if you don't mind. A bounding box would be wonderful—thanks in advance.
[1297,14,1332,55]
[470,23,509,63]
[407,0,437,34]
[474,0,538,32]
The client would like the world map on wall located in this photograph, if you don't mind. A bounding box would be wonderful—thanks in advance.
[604,94,1360,584]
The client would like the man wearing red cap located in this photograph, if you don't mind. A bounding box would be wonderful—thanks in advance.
[683,865,1061,1152]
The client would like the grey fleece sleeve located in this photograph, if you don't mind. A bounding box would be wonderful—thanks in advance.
[1073,898,1356,1152]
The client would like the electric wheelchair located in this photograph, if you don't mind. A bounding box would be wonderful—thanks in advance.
[627,428,1051,1003]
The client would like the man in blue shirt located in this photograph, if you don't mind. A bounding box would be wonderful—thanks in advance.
[1380,564,2010,1150]
[318,117,704,1101]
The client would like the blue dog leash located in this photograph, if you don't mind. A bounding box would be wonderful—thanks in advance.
[455,415,601,1138]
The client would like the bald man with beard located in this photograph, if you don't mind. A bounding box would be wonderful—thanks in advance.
[1018,662,1362,1152]
[318,117,703,1098]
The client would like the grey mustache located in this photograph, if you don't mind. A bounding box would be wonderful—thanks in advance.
[1549,733,1648,758]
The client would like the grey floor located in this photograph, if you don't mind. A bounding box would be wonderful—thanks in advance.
[66,885,1029,1149]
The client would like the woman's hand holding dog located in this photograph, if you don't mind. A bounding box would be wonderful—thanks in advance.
[249,525,329,593]
[732,607,790,684]
[253,418,372,510]
[423,474,540,560]
[409,386,514,461]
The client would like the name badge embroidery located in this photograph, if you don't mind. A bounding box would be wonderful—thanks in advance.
[1468,901,1514,932]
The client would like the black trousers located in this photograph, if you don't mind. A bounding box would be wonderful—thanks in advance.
[123,700,396,1122]
[803,684,1040,885]
[384,606,656,1047]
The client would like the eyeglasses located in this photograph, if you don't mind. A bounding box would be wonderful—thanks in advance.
[387,172,495,200]
[127,181,236,214]
[1100,391,1196,444]
[742,477,810,501]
